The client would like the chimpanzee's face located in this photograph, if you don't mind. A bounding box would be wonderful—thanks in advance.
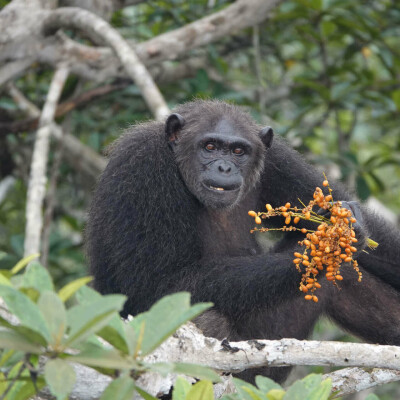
[166,114,273,209]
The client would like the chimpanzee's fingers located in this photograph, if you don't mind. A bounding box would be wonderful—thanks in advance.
[316,207,330,218]
[340,200,364,230]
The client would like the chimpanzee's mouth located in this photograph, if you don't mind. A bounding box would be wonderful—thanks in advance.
[210,185,225,191]
[204,182,240,192]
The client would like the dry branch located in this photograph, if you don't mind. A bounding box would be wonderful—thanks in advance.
[42,7,170,120]
[0,59,34,87]
[56,323,400,398]
[7,83,41,118]
[325,367,400,398]
[0,56,206,138]
[6,82,107,185]
[1,82,129,135]
[56,0,282,82]
[0,0,283,84]
[24,65,69,257]
[150,324,400,373]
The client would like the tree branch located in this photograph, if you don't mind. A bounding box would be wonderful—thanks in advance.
[5,82,108,182]
[1,82,129,135]
[151,324,400,373]
[24,65,69,257]
[0,0,283,84]
[7,83,40,119]
[0,55,206,137]
[42,7,170,120]
[0,59,34,87]
[73,323,400,398]
[325,367,400,398]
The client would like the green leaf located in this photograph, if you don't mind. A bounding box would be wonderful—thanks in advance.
[66,294,126,346]
[0,273,12,286]
[44,359,76,400]
[148,362,220,382]
[233,379,265,400]
[305,378,331,400]
[0,270,12,280]
[19,287,40,303]
[124,323,139,355]
[134,385,159,400]
[185,380,214,400]
[0,285,50,343]
[58,276,93,302]
[301,374,322,388]
[392,90,400,110]
[68,342,134,370]
[76,284,102,304]
[8,378,46,400]
[365,394,380,400]
[309,0,322,10]
[0,349,16,367]
[38,291,67,347]
[21,262,54,292]
[282,380,307,400]
[321,20,336,37]
[242,387,264,400]
[3,361,28,400]
[0,371,7,396]
[219,395,239,400]
[11,254,40,275]
[97,315,129,354]
[0,315,48,347]
[0,328,43,353]
[255,376,283,393]
[172,376,192,400]
[78,288,130,354]
[127,315,146,356]
[283,374,331,400]
[100,376,135,400]
[138,292,212,356]
[266,389,285,400]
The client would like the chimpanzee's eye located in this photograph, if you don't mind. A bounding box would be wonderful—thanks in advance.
[205,143,216,151]
[233,147,245,156]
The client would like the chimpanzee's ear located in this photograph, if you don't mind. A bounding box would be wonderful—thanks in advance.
[259,126,274,149]
[165,113,185,146]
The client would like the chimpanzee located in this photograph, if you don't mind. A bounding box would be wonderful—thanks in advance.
[87,100,400,383]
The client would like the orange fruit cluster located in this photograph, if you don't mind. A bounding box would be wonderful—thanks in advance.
[295,221,361,301]
[248,177,370,303]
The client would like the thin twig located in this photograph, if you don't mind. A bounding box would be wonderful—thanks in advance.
[41,136,64,267]
[6,82,106,183]
[24,65,69,258]
[7,83,40,118]
[1,82,128,135]
[252,24,267,114]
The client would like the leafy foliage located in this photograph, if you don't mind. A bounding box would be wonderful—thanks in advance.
[0,255,215,399]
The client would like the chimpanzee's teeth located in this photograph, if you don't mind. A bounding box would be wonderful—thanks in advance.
[210,186,224,191]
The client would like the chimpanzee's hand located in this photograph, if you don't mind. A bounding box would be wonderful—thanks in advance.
[318,200,369,257]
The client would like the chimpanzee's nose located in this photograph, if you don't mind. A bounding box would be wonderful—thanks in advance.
[218,162,232,173]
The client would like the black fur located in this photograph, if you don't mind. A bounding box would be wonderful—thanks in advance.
[87,100,400,383]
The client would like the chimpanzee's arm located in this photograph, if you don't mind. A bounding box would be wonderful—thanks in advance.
[172,252,305,320]
[356,208,400,291]
[325,266,400,345]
